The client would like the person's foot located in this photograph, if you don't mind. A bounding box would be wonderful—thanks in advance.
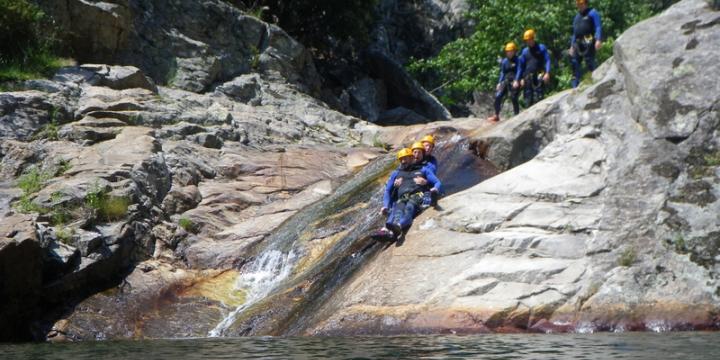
[487,115,500,122]
[387,222,402,238]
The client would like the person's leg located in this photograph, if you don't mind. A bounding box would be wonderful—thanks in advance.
[523,76,534,106]
[571,53,583,88]
[493,85,507,117]
[387,201,406,235]
[587,52,597,73]
[398,199,420,229]
[510,87,520,115]
[537,79,545,102]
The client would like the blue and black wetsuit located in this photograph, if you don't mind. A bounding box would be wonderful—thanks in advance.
[420,155,439,207]
[493,56,521,117]
[518,43,551,106]
[383,163,442,232]
[570,7,602,87]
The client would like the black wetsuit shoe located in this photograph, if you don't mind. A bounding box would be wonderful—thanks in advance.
[387,222,402,238]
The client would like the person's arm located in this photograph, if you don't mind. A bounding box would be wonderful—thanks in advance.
[542,45,551,74]
[383,171,398,209]
[516,52,525,80]
[591,9,602,40]
[498,59,506,84]
[423,168,443,194]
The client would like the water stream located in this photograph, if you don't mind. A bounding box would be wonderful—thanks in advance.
[206,133,497,337]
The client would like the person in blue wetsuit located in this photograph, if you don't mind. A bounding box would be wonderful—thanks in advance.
[488,42,521,122]
[410,140,441,209]
[518,29,552,107]
[420,134,438,174]
[377,148,442,239]
[570,0,603,88]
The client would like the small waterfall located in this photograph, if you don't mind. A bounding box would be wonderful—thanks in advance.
[208,249,297,337]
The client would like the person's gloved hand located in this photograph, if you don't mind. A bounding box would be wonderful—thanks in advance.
[380,207,388,215]
[595,40,602,50]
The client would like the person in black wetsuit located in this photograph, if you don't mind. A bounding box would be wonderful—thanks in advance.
[518,29,552,107]
[569,0,603,88]
[487,42,521,122]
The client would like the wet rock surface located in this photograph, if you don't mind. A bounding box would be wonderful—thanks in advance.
[304,0,720,335]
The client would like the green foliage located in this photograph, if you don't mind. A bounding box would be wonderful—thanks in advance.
[618,246,637,267]
[85,184,130,222]
[13,166,52,214]
[0,0,63,81]
[704,151,720,166]
[17,167,51,195]
[178,217,198,234]
[55,227,74,245]
[55,159,72,176]
[409,0,677,105]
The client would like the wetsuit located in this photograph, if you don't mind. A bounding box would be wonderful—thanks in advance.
[420,155,439,207]
[570,7,602,88]
[493,56,521,117]
[518,43,551,106]
[383,163,442,231]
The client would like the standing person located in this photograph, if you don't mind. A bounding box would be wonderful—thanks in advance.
[377,148,442,239]
[487,42,521,122]
[518,29,551,107]
[569,0,602,88]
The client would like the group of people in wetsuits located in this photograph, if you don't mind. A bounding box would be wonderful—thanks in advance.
[489,0,603,122]
[375,135,441,240]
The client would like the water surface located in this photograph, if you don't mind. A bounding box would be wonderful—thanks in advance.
[3,333,719,359]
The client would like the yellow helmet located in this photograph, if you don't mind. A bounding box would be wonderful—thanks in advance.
[396,148,413,160]
[411,142,425,152]
[523,29,536,41]
[420,134,435,145]
[504,42,518,52]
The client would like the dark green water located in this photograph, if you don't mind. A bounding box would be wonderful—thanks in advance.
[2,333,719,359]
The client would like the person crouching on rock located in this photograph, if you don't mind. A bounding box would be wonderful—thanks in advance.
[487,42,521,122]
[377,148,442,239]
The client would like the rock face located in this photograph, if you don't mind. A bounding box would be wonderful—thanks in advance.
[39,0,320,94]
[304,0,720,335]
[0,58,377,340]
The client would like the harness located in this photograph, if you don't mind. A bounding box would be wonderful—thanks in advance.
[398,191,424,204]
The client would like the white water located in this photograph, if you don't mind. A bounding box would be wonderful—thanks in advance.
[208,249,298,337]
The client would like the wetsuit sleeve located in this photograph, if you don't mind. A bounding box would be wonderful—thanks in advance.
[542,45,551,74]
[516,51,525,80]
[423,168,443,194]
[591,9,602,40]
[383,170,398,208]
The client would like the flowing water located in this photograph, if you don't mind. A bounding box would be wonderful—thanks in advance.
[205,135,496,337]
[3,333,720,359]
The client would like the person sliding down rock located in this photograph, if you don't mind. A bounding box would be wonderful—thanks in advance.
[376,148,442,239]
[487,42,521,122]
[410,140,441,209]
[519,29,552,107]
[569,0,602,88]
